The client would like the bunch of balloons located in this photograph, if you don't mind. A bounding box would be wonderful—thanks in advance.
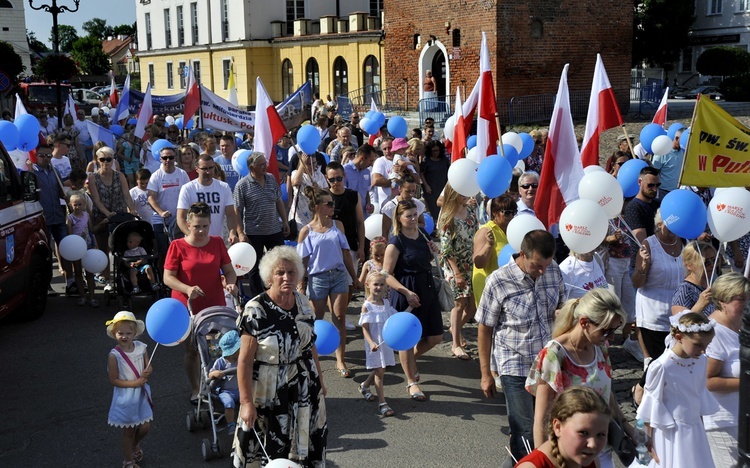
[0,114,41,152]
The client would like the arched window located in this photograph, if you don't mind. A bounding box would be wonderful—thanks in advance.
[362,55,380,94]
[281,59,293,100]
[305,57,319,96]
[332,56,348,97]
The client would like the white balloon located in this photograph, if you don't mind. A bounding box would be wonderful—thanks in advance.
[443,115,455,141]
[559,199,609,254]
[100,106,109,115]
[501,132,523,154]
[81,249,109,273]
[165,115,176,125]
[651,135,674,156]
[364,214,384,240]
[506,214,546,252]
[583,165,606,174]
[447,158,480,197]
[91,107,99,117]
[59,235,88,261]
[359,117,371,132]
[578,171,624,219]
[266,459,302,468]
[514,159,525,172]
[228,243,257,275]
[466,146,479,163]
[707,188,750,242]
[108,107,117,119]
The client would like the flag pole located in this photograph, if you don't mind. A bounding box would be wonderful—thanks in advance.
[677,94,701,186]
[495,112,505,157]
[621,125,636,159]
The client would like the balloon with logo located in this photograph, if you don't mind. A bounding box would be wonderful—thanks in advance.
[59,235,88,261]
[382,312,422,351]
[387,115,407,139]
[0,121,19,151]
[616,158,649,198]
[81,249,109,274]
[150,139,172,161]
[477,155,512,198]
[364,214,385,240]
[314,320,340,355]
[297,124,321,154]
[146,298,191,344]
[651,135,673,156]
[232,149,251,177]
[447,158,480,197]
[559,199,609,253]
[660,189,707,239]
[506,214,546,252]
[639,123,667,154]
[228,242,257,275]
[707,188,750,242]
[578,171,624,219]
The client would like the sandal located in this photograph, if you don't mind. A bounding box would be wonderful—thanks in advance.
[132,446,143,463]
[378,402,395,417]
[452,346,471,360]
[406,382,427,401]
[337,367,351,378]
[358,383,376,401]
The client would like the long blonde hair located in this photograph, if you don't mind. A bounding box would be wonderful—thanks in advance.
[437,183,462,234]
[553,288,627,338]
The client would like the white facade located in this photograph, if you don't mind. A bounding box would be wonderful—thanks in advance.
[0,0,32,76]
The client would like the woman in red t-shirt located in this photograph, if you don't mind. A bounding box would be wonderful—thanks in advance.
[164,201,237,402]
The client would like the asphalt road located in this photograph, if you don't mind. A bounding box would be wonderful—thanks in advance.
[0,270,640,467]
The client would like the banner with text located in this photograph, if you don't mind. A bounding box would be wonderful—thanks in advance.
[680,96,750,187]
[129,89,185,116]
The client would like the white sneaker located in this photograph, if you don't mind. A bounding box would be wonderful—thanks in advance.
[345,319,356,331]
[104,281,115,293]
[623,337,645,363]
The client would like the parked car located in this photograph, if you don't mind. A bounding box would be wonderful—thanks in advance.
[672,85,723,100]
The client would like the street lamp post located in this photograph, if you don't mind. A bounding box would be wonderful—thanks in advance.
[28,0,80,130]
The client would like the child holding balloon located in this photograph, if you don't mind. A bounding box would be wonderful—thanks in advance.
[106,311,153,468]
[67,193,99,307]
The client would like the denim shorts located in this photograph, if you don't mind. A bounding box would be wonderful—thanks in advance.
[217,389,239,409]
[307,269,350,300]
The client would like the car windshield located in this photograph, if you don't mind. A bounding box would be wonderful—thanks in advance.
[28,85,70,103]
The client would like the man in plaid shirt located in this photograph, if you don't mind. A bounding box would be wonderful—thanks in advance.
[476,230,565,465]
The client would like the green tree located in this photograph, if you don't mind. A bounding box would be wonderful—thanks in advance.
[33,55,78,82]
[51,24,79,53]
[696,47,750,77]
[0,41,25,78]
[27,30,49,53]
[113,23,136,37]
[70,36,110,75]
[633,0,696,69]
[82,18,113,40]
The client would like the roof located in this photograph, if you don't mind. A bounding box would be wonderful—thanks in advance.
[102,37,133,57]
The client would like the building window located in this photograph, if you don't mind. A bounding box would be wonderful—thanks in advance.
[191,2,198,44]
[531,20,543,39]
[145,13,152,50]
[177,6,184,47]
[223,59,231,90]
[363,55,380,93]
[221,0,229,41]
[369,0,383,17]
[306,58,319,96]
[193,61,201,84]
[452,29,461,47]
[709,0,722,14]
[681,48,693,73]
[164,9,172,47]
[179,61,187,88]
[148,63,155,88]
[281,59,294,100]
[167,62,174,89]
[286,0,304,36]
[739,0,748,11]
[333,56,348,97]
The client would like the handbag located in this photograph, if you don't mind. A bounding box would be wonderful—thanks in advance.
[419,230,453,311]
[608,419,636,466]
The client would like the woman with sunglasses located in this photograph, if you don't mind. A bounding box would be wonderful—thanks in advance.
[296,186,360,377]
[526,288,630,468]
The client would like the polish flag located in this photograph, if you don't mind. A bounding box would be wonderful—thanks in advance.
[460,32,498,161]
[14,93,27,118]
[109,73,119,109]
[579,54,623,167]
[254,77,287,184]
[114,74,131,122]
[652,86,669,126]
[534,64,585,229]
[64,92,77,119]
[183,61,201,127]
[133,83,153,140]
[451,87,468,163]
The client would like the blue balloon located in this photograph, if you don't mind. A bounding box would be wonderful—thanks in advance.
[365,110,376,120]
[184,117,194,130]
[679,127,691,151]
[314,320,340,355]
[387,116,408,139]
[497,243,516,266]
[423,213,435,235]
[660,189,708,239]
[297,124,321,154]
[639,123,667,154]
[362,118,380,135]
[150,139,173,161]
[667,122,686,140]
[478,156,513,198]
[280,183,288,203]
[0,121,20,151]
[500,144,519,168]
[110,124,124,137]
[382,312,423,351]
[175,117,184,129]
[146,298,191,344]
[616,159,649,198]
[236,137,243,148]
[232,149,251,177]
[14,114,40,143]
[467,135,477,150]
[519,133,535,159]
[371,112,386,129]
[127,118,137,126]
[323,153,330,164]
[284,240,298,247]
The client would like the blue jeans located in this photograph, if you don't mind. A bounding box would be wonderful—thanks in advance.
[500,375,535,464]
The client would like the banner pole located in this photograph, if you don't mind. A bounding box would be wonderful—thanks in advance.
[677,93,701,187]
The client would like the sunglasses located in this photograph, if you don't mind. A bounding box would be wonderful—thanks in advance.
[520,183,539,189]
[647,182,661,188]
[327,176,344,183]
[320,201,335,208]
[37,153,52,158]
[501,210,518,217]
[188,205,211,215]
[161,155,175,161]
[98,157,113,162]
[588,319,618,338]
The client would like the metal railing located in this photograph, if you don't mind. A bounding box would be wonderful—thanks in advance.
[340,85,403,116]
[417,95,453,127]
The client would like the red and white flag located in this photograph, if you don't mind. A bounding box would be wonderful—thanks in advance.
[255,77,287,184]
[370,98,378,113]
[109,73,119,109]
[580,54,623,167]
[14,93,27,118]
[183,61,201,127]
[534,64,585,229]
[652,86,669,126]
[64,92,77,119]
[133,83,153,140]
[451,87,468,163]
[461,32,498,162]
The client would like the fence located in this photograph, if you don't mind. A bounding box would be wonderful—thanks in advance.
[339,85,403,117]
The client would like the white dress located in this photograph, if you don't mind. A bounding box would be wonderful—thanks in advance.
[636,349,719,468]
[359,300,397,369]
[107,341,153,428]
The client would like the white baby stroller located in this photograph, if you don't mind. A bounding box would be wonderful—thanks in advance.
[186,304,240,461]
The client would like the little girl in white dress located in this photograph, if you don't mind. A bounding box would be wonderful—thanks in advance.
[637,312,719,468]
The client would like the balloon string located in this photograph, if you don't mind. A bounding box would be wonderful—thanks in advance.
[251,426,271,461]
[147,343,159,367]
[613,216,641,245]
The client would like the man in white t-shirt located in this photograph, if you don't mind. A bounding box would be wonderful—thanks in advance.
[147,145,190,263]
[215,134,241,190]
[176,154,238,243]
[371,136,395,209]
[50,134,73,187]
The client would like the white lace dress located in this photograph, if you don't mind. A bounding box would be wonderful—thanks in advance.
[359,300,397,369]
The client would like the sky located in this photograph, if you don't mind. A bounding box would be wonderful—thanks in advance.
[24,1,136,47]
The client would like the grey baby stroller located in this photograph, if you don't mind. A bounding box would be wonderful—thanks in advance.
[186,305,240,461]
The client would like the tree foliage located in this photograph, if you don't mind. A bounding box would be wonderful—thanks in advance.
[113,23,136,37]
[0,41,25,78]
[633,0,696,69]
[82,18,113,40]
[27,30,49,53]
[696,47,750,77]
[52,25,79,53]
[33,55,78,82]
[70,36,110,75]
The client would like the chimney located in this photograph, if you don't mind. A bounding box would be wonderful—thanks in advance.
[294,18,310,36]
[320,15,336,34]
[271,21,284,37]
[337,18,348,33]
[349,12,367,32]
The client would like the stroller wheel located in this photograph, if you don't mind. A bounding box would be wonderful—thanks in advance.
[212,441,222,459]
[200,438,212,461]
[186,412,198,432]
[198,409,211,429]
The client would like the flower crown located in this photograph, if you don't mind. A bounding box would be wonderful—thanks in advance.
[669,310,716,333]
